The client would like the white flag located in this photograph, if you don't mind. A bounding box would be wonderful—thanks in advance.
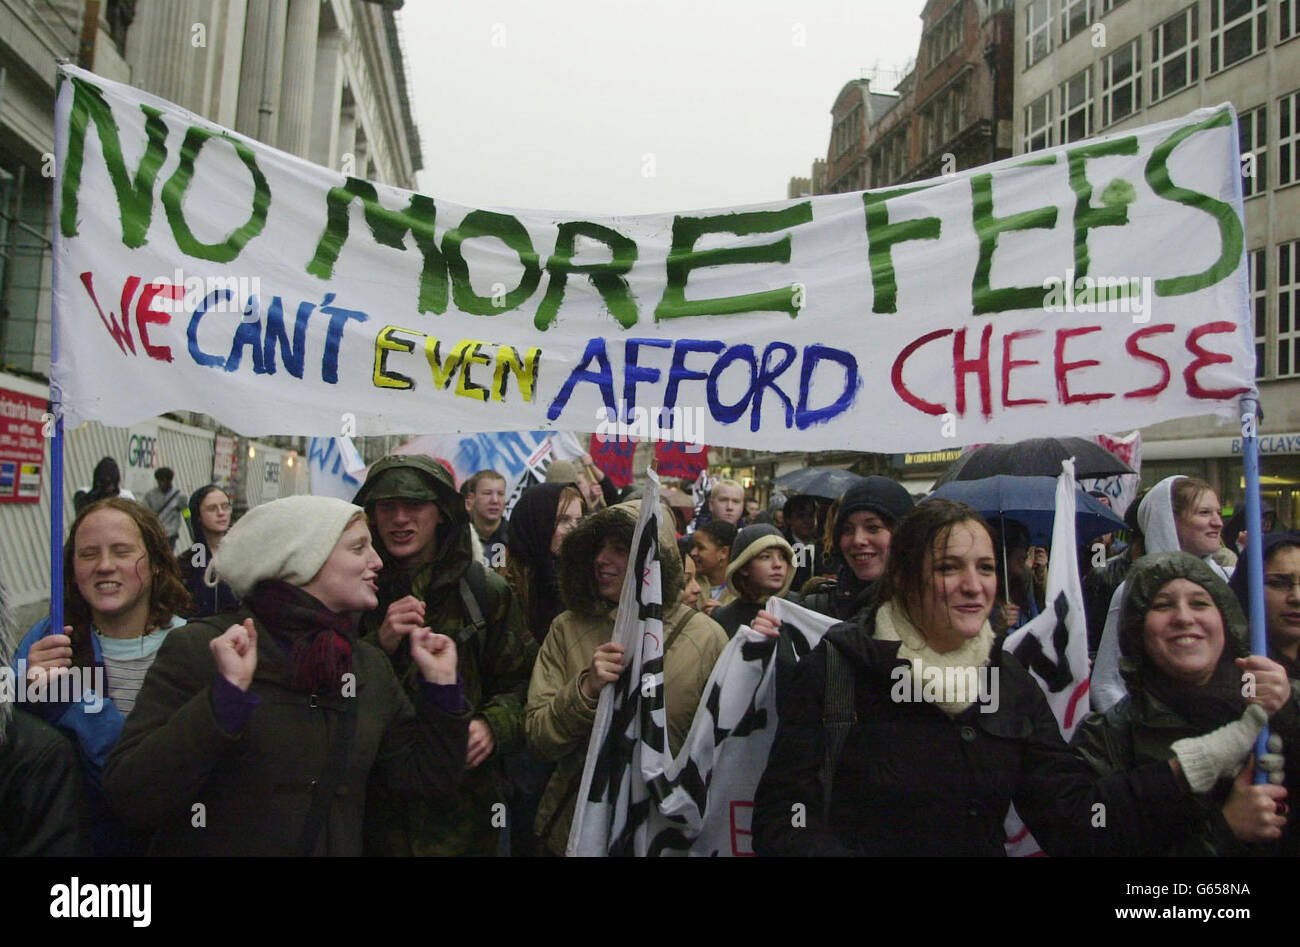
[1002,457,1093,856]
[568,539,836,855]
[567,469,668,856]
[659,597,835,856]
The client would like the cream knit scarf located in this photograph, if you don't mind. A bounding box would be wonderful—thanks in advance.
[874,599,995,716]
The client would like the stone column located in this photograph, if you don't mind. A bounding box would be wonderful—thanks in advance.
[309,32,344,167]
[235,0,287,142]
[211,0,248,128]
[277,0,320,157]
[127,0,202,110]
[337,108,358,175]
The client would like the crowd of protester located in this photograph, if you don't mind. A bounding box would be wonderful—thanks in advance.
[3,451,1296,857]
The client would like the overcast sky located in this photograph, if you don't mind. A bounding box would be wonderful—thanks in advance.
[399,1,927,215]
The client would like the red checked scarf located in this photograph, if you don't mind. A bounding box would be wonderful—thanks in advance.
[247,579,355,694]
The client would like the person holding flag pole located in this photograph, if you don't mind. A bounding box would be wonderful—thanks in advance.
[525,467,726,856]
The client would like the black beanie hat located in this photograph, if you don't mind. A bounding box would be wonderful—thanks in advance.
[834,476,914,539]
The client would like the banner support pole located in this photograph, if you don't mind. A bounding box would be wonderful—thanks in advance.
[1240,396,1269,781]
[49,60,64,638]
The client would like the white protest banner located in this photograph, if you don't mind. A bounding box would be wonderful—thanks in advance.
[53,64,1252,450]
[657,597,835,856]
[1002,458,1092,856]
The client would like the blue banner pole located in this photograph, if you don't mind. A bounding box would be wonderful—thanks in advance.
[49,409,63,636]
[1239,396,1269,781]
[49,62,64,638]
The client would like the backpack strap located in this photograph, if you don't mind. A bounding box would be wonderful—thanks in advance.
[159,487,182,516]
[663,605,695,655]
[820,640,857,822]
[457,560,491,644]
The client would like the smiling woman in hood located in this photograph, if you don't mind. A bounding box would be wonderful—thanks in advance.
[1072,551,1295,855]
[556,501,685,615]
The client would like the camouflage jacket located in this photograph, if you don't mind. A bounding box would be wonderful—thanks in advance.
[361,524,535,856]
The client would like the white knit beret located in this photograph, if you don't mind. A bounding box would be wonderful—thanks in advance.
[208,495,364,598]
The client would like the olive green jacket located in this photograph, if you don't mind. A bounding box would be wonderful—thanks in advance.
[360,528,533,856]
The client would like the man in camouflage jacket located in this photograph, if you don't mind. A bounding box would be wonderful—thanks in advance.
[356,454,533,856]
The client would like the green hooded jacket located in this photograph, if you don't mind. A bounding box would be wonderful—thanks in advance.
[356,454,535,856]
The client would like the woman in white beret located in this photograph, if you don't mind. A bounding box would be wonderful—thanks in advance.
[103,495,470,856]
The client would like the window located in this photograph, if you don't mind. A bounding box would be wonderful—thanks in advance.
[1239,105,1267,197]
[1250,248,1267,378]
[1058,68,1094,143]
[833,105,863,158]
[1280,90,1300,185]
[891,125,908,180]
[1278,240,1300,376]
[1210,0,1267,73]
[1151,5,1199,102]
[1023,91,1053,152]
[1102,0,1129,10]
[1026,0,1052,66]
[1282,0,1298,41]
[872,130,908,187]
[1101,39,1141,125]
[1060,0,1091,43]
[927,4,966,70]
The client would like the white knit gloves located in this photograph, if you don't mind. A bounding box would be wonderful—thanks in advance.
[1260,734,1286,786]
[1171,705,1267,793]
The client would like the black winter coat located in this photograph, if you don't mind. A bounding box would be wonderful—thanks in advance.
[0,713,90,856]
[103,609,470,856]
[753,605,1204,856]
[1082,552,1131,657]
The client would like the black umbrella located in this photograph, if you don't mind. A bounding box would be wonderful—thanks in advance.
[933,438,1134,487]
[772,466,866,499]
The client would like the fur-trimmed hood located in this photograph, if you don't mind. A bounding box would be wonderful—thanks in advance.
[558,500,683,616]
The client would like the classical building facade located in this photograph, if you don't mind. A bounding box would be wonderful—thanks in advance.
[0,0,422,623]
[0,0,421,376]
[1013,0,1300,522]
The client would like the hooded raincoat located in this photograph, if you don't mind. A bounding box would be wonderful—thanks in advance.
[1091,477,1232,711]
[525,501,727,855]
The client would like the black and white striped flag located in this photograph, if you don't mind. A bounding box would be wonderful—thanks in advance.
[568,470,835,854]
[568,468,669,855]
